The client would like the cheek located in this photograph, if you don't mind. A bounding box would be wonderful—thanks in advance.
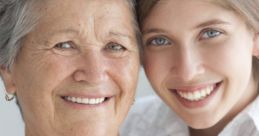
[109,56,139,120]
[20,57,72,90]
[13,54,79,127]
[14,55,74,106]
[110,55,140,92]
[144,52,169,90]
[204,39,253,78]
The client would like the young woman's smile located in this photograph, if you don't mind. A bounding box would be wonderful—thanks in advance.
[142,0,259,128]
[169,81,223,108]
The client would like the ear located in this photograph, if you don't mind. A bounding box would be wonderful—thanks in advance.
[0,66,16,94]
[252,33,259,57]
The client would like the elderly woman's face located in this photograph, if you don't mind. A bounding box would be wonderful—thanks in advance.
[1,0,139,135]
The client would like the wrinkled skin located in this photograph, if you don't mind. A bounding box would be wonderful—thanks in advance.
[1,0,140,136]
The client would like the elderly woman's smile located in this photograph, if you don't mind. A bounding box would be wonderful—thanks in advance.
[0,0,140,136]
[59,84,117,108]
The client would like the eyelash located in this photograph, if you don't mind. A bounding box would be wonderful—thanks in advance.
[146,36,171,46]
[200,29,223,40]
[54,41,74,49]
[52,41,79,56]
[105,42,127,52]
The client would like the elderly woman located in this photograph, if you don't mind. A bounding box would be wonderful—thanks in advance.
[0,0,140,136]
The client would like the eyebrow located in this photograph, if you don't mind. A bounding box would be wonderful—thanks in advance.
[45,27,134,45]
[48,28,132,37]
[109,31,133,40]
[142,19,231,35]
[142,28,168,35]
[195,19,230,28]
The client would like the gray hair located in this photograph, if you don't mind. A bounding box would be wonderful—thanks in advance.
[0,0,141,70]
[0,0,39,70]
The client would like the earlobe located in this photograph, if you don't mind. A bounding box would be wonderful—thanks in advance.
[252,33,259,58]
[0,66,16,94]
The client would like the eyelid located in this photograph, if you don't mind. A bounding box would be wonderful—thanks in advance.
[54,41,75,49]
[105,42,127,51]
[52,41,79,56]
[145,35,172,46]
[103,42,130,58]
[199,28,224,40]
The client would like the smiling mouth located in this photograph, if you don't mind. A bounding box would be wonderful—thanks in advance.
[62,96,110,105]
[173,81,222,102]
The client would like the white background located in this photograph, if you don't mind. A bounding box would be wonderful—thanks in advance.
[0,68,154,136]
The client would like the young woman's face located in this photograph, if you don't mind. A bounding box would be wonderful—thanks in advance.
[142,0,259,128]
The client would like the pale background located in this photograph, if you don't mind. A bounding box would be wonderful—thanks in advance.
[0,68,154,136]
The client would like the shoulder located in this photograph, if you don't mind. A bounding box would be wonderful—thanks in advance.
[130,95,162,113]
[124,95,164,122]
[219,95,259,136]
[120,95,188,136]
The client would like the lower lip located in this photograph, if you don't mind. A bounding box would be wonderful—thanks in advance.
[170,82,222,109]
[62,97,112,110]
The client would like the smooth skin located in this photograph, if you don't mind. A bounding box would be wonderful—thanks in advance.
[142,0,259,135]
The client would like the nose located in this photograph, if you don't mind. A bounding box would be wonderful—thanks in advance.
[73,51,108,84]
[172,47,205,82]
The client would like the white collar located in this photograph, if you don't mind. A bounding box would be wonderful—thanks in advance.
[219,95,259,136]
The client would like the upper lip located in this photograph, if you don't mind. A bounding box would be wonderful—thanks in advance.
[58,84,117,97]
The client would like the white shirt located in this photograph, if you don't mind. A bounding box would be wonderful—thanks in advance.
[120,95,259,136]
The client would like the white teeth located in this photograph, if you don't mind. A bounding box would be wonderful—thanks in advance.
[177,85,214,101]
[65,97,105,105]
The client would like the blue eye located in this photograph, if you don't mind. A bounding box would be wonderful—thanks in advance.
[55,42,73,49]
[148,37,171,46]
[201,29,222,39]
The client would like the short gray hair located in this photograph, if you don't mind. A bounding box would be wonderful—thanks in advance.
[0,0,141,70]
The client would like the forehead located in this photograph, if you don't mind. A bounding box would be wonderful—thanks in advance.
[31,0,134,36]
[144,0,242,30]
[40,0,129,18]
[150,0,227,19]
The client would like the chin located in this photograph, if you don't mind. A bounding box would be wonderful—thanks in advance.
[62,123,116,136]
[69,128,112,136]
[187,119,218,129]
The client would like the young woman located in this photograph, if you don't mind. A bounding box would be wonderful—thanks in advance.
[121,0,259,136]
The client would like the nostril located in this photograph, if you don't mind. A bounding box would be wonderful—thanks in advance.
[73,70,87,82]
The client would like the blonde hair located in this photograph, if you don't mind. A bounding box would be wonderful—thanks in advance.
[210,0,259,31]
